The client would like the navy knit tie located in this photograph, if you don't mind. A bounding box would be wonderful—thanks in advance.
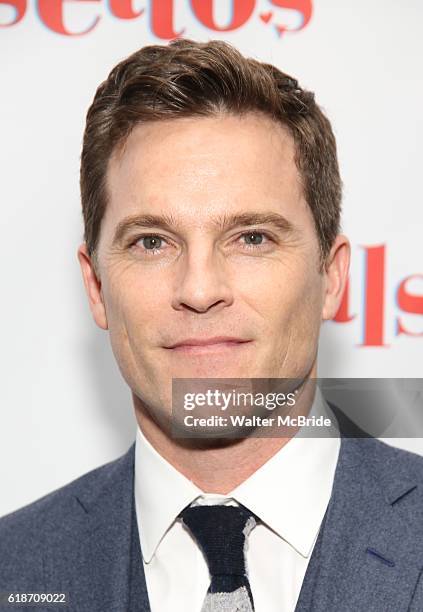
[180,504,257,611]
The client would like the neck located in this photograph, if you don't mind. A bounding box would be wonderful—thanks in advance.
[133,375,317,495]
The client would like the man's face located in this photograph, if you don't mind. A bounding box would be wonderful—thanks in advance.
[79,113,348,426]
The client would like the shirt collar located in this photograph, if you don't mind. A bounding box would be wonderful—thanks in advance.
[230,390,340,557]
[134,425,204,563]
[134,387,339,562]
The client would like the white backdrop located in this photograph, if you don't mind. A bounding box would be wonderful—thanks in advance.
[1,0,422,517]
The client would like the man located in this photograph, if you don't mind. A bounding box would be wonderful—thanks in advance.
[1,39,423,612]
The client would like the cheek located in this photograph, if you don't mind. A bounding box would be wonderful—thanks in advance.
[103,271,166,345]
[102,274,169,389]
[237,258,323,330]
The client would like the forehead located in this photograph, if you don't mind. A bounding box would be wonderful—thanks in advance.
[104,113,308,229]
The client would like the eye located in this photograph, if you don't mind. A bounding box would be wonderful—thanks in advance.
[136,235,163,251]
[241,231,268,247]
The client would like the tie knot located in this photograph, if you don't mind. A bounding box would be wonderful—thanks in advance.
[179,504,257,577]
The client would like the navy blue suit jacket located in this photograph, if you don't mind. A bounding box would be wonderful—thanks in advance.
[2,432,423,611]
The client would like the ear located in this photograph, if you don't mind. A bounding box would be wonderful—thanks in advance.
[77,243,108,330]
[322,234,351,321]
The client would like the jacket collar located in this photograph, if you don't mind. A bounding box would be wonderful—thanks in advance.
[296,435,423,611]
[43,443,150,611]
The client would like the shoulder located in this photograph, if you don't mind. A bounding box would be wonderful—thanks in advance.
[0,445,134,585]
[353,436,423,476]
[341,436,423,511]
[330,401,423,493]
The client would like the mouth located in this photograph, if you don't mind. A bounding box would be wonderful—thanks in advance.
[164,337,253,354]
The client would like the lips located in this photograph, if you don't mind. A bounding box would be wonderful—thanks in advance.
[165,336,252,350]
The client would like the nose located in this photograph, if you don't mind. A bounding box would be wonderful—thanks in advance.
[171,247,234,314]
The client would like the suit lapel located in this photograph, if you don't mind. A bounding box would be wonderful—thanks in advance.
[296,437,423,611]
[128,491,151,612]
[44,444,150,612]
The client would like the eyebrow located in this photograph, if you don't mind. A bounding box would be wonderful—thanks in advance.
[112,211,296,246]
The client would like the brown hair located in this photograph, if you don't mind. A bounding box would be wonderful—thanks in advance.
[80,39,341,270]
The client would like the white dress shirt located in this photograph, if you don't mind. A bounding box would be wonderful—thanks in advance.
[134,388,340,612]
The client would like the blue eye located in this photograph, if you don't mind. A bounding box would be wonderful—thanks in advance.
[140,236,162,250]
[243,232,265,246]
[239,231,275,253]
